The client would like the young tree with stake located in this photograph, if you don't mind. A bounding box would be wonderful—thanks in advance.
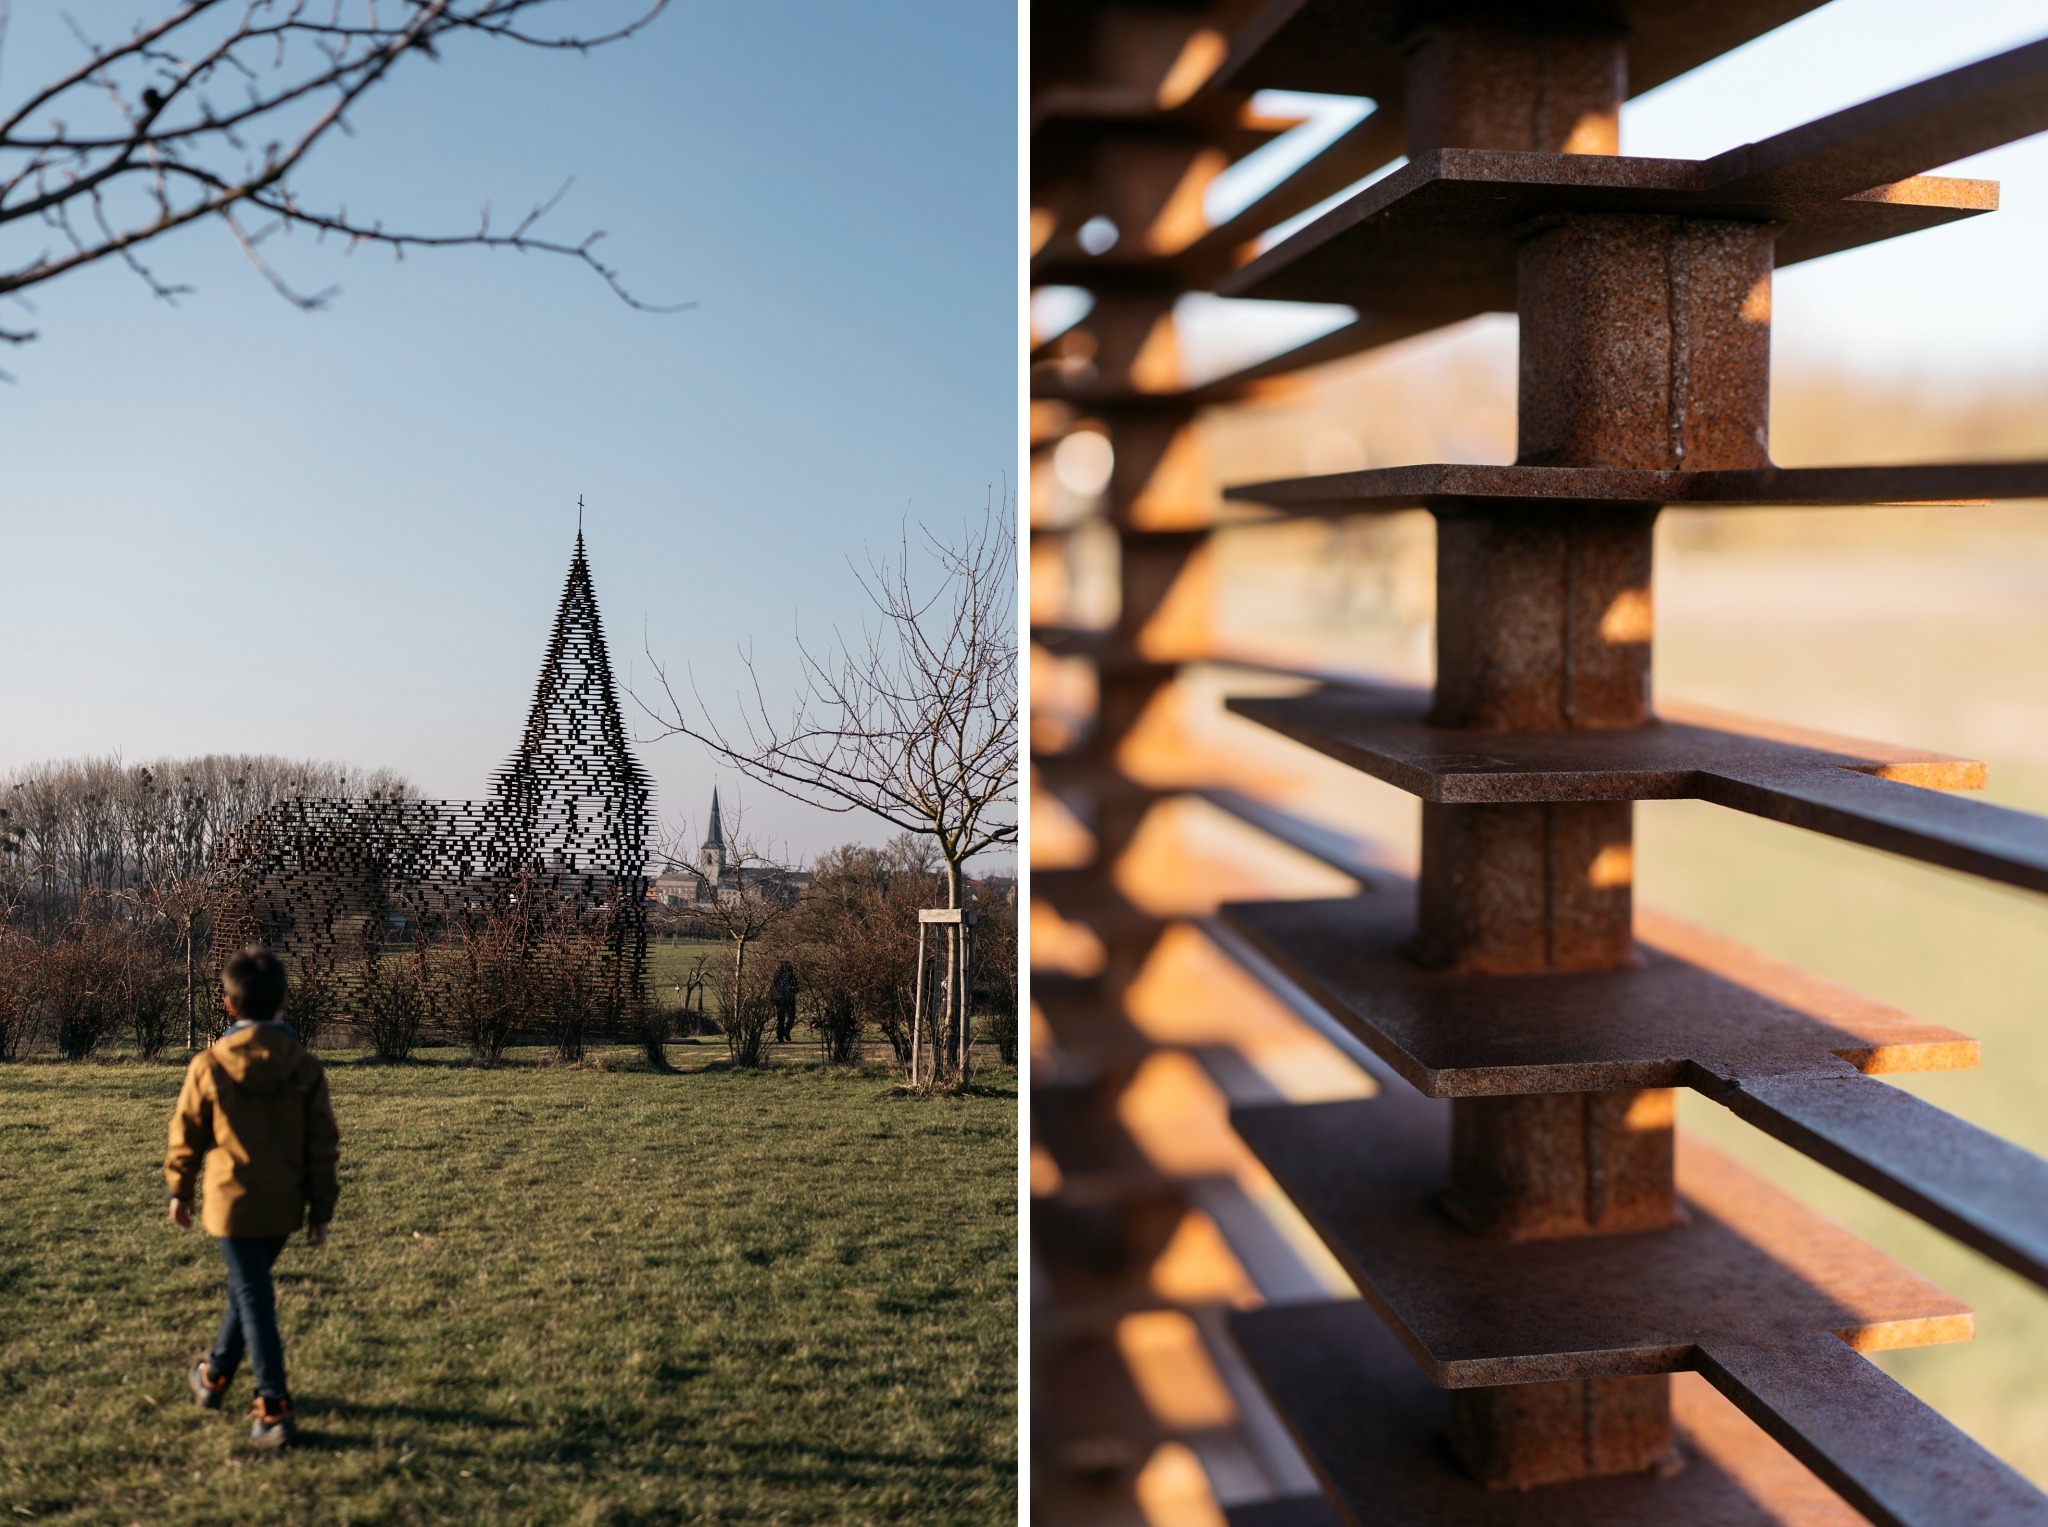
[641,493,1017,1088]
[660,800,802,1069]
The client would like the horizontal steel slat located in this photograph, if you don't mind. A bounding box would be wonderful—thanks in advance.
[1218,682,2048,897]
[1697,1331,2048,1527]
[1697,763,2048,897]
[1215,149,1992,308]
[1228,1299,1887,1524]
[1221,460,2048,515]
[1207,892,2048,1291]
[1212,0,1830,101]
[1187,787,1393,888]
[1701,35,2048,203]
[1230,1097,1969,1389]
[1706,1069,2048,1290]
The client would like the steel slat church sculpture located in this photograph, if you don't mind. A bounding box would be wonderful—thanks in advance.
[214,533,652,1031]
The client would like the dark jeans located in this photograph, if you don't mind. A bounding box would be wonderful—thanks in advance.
[208,1236,290,1401]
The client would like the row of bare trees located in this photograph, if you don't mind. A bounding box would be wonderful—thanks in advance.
[0,833,1016,1073]
[0,754,413,927]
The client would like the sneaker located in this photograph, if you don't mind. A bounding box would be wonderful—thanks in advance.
[189,1358,229,1410]
[249,1396,297,1449]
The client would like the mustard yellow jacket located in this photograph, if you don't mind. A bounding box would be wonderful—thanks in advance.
[164,1022,340,1238]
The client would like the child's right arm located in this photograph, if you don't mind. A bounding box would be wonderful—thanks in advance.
[163,1057,213,1214]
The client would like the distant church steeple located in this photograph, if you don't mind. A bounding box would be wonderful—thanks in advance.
[699,785,727,886]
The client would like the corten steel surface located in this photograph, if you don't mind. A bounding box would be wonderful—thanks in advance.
[1035,3,2048,1522]
[1224,684,2048,896]
[1213,0,1832,101]
[214,534,651,1024]
[1215,150,1995,308]
[1223,460,2048,515]
[1224,1497,1346,1527]
[1232,1097,1971,1386]
[1222,896,2048,1287]
[1219,895,1975,1096]
[1231,1301,2031,1527]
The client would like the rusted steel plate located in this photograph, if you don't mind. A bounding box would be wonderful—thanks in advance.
[1695,760,2048,897]
[1223,685,2048,895]
[1217,895,2048,1282]
[1697,1332,2048,1527]
[1036,870,1167,936]
[1221,460,2048,515]
[1033,624,1185,679]
[1225,682,1983,800]
[1719,1071,2048,1289]
[1032,762,1168,837]
[1702,36,2048,203]
[1217,894,1975,1098]
[1036,983,1156,1080]
[1039,1330,1169,1474]
[1031,95,1292,213]
[1214,0,1829,101]
[1233,1096,1971,1389]
[1229,1300,1867,1524]
[1216,149,1993,307]
[1035,1096,1168,1195]
[1225,1497,1346,1527]
[1030,85,1274,146]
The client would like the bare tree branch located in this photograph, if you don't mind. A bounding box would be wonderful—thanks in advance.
[0,0,686,363]
[635,487,1017,1090]
[636,486,1019,909]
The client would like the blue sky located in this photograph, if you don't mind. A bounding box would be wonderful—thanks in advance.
[0,1,1016,866]
[1163,0,2048,387]
[1624,0,2048,378]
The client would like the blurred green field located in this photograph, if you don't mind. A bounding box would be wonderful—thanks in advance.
[1645,508,2048,1483]
[1201,499,2048,1483]
[645,939,727,1017]
[0,1049,1017,1525]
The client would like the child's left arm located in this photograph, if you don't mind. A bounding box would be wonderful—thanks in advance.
[303,1064,340,1241]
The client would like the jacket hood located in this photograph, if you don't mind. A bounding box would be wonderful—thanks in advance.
[211,1021,306,1094]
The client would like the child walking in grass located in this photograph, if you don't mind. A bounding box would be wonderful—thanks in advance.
[164,947,340,1448]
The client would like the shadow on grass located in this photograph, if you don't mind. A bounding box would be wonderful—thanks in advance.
[298,1397,531,1432]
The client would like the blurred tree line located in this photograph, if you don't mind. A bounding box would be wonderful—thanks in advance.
[0,756,413,1061]
[0,757,1016,1072]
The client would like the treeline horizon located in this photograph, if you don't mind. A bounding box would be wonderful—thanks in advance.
[1,754,418,922]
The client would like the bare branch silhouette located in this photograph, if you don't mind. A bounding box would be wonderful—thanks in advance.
[637,486,1017,1087]
[0,0,685,365]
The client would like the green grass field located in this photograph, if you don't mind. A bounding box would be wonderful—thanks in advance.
[0,1049,1017,1525]
[645,940,727,1018]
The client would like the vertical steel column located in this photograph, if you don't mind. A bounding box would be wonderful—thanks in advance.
[1397,19,1775,1489]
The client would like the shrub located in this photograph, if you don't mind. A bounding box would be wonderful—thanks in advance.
[0,935,35,1061]
[718,954,774,1068]
[360,936,429,1062]
[285,957,345,1052]
[812,989,861,1066]
[450,918,525,1064]
[539,924,610,1064]
[40,937,126,1059]
[126,956,181,1061]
